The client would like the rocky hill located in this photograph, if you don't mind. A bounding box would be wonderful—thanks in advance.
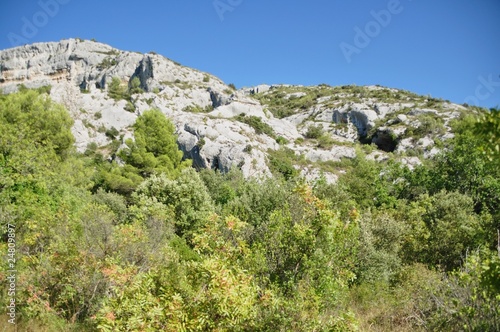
[0,39,469,182]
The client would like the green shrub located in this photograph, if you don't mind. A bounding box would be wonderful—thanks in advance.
[84,142,98,156]
[254,87,318,118]
[406,113,446,138]
[305,124,324,139]
[196,137,206,148]
[276,136,289,145]
[82,119,94,129]
[182,104,213,113]
[267,147,298,180]
[235,114,276,138]
[133,168,214,239]
[243,144,253,153]
[98,57,117,69]
[0,88,74,158]
[107,77,129,101]
[129,77,144,95]
[317,133,335,149]
[124,101,135,113]
[105,127,119,140]
[295,137,304,144]
[36,85,51,94]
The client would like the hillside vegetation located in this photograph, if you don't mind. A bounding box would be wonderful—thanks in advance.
[0,87,499,331]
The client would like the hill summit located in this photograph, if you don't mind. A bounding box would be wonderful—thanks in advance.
[0,38,469,181]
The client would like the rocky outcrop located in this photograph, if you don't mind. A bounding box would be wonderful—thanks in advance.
[0,39,468,181]
[0,39,278,178]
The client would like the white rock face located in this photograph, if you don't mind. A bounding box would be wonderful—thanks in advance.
[299,167,338,184]
[0,39,274,177]
[0,39,468,179]
[0,37,303,179]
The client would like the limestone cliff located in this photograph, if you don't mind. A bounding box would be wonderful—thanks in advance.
[0,39,469,181]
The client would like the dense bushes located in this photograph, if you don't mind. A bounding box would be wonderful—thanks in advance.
[0,88,74,159]
[90,109,191,195]
[0,88,498,331]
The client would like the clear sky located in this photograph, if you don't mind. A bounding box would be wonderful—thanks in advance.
[1,0,499,108]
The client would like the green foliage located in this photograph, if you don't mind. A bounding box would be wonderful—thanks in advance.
[1,87,499,331]
[107,77,129,101]
[356,211,404,284]
[267,147,299,180]
[218,170,291,226]
[253,86,318,118]
[317,133,335,149]
[395,191,487,271]
[94,109,189,195]
[474,107,500,164]
[335,151,399,209]
[0,88,74,159]
[36,85,52,94]
[403,118,500,221]
[182,104,213,113]
[199,168,243,207]
[305,124,324,139]
[104,126,119,140]
[439,250,500,331]
[196,137,205,148]
[243,144,253,153]
[406,113,446,138]
[275,135,289,145]
[98,57,117,69]
[133,168,214,239]
[96,215,261,331]
[107,76,144,102]
[119,109,188,177]
[235,113,276,137]
[128,77,143,95]
[124,101,135,113]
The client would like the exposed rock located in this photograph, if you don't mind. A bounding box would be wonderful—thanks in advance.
[396,138,415,154]
[400,157,422,170]
[417,137,434,149]
[208,87,231,108]
[396,114,408,123]
[299,146,356,163]
[0,39,469,180]
[242,84,271,95]
[315,108,335,122]
[366,151,389,162]
[299,167,338,184]
[349,108,378,136]
[409,108,438,116]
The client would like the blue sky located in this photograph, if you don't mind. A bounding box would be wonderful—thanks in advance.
[1,0,499,108]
